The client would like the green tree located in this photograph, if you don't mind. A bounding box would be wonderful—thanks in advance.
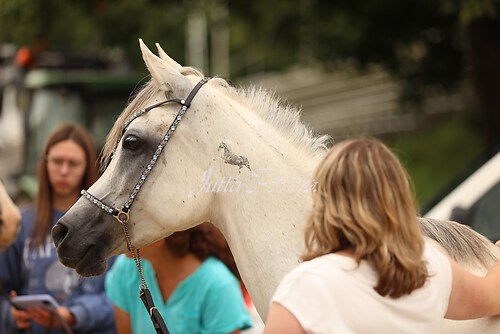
[227,0,500,149]
[1,0,499,148]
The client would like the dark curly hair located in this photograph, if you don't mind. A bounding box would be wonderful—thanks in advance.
[165,223,240,280]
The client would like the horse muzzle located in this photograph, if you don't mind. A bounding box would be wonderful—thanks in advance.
[51,205,120,276]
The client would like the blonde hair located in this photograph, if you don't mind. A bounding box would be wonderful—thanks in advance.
[303,138,429,298]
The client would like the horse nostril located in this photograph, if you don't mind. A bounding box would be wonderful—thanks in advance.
[51,223,69,247]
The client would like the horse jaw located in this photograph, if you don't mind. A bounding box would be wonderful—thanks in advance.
[139,39,191,94]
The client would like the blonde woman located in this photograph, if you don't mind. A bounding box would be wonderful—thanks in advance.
[0,180,21,251]
[265,138,500,334]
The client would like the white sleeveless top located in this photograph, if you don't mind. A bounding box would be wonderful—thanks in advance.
[271,242,452,334]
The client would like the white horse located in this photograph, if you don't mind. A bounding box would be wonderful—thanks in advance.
[52,40,500,333]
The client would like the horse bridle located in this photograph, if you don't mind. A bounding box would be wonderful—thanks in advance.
[80,77,210,334]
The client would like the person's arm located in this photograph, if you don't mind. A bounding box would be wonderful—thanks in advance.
[69,259,118,333]
[27,306,76,329]
[8,290,34,330]
[264,302,306,334]
[68,290,116,331]
[0,218,27,333]
[113,305,132,334]
[10,305,32,329]
[446,259,500,319]
[105,255,135,333]
[201,267,253,333]
[0,181,21,251]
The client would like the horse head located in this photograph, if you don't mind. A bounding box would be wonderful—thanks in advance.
[52,39,329,316]
[52,40,234,276]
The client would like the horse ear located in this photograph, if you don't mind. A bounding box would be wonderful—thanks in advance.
[155,43,183,72]
[139,39,190,93]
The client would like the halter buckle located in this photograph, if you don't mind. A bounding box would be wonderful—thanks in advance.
[113,208,130,224]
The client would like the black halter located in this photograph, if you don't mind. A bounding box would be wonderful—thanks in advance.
[81,77,210,334]
[82,77,210,220]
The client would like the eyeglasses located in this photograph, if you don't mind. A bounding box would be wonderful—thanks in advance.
[47,156,86,170]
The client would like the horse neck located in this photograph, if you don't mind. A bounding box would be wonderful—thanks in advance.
[207,104,319,319]
[217,169,312,320]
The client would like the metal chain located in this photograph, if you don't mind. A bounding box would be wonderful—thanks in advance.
[119,216,147,288]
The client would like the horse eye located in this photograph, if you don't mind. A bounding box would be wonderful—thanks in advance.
[122,135,141,151]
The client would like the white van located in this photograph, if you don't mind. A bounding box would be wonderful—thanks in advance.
[424,151,500,242]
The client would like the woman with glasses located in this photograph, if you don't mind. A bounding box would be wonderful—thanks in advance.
[0,123,116,334]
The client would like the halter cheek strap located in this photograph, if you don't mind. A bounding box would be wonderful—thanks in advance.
[81,77,210,221]
[80,77,210,334]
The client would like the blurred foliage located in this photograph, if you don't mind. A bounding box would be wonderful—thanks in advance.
[0,0,497,80]
[0,0,187,70]
[387,111,484,209]
[459,0,500,23]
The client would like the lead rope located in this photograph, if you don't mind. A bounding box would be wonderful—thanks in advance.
[82,78,210,334]
[118,215,169,334]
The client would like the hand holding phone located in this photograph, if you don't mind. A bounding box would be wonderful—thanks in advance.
[11,294,60,312]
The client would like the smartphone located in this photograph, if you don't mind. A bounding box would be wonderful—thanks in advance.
[11,294,60,312]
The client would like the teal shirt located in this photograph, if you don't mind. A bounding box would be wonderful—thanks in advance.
[105,255,252,334]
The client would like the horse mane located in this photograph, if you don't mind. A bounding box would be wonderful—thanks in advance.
[100,67,331,170]
[419,217,499,273]
[234,85,331,160]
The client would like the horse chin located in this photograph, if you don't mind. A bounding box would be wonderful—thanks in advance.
[56,242,110,276]
[74,252,109,277]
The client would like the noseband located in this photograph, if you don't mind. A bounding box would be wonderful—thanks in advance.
[80,77,210,334]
